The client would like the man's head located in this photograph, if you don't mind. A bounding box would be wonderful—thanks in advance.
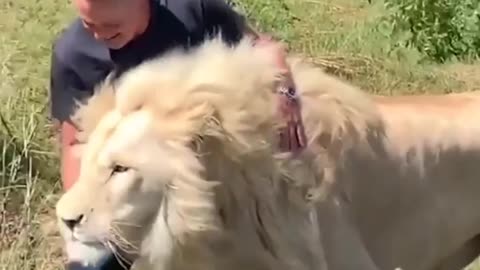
[72,0,151,49]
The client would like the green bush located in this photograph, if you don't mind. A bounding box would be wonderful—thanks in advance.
[379,0,480,63]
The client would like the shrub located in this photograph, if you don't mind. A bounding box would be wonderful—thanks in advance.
[379,0,480,63]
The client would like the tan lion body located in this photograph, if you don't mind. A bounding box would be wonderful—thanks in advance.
[55,36,480,270]
[336,92,480,270]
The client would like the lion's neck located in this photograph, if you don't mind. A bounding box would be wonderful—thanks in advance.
[194,149,328,270]
[137,191,290,270]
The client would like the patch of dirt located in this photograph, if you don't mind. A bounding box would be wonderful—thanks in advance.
[0,207,23,250]
[35,209,66,269]
[0,202,65,270]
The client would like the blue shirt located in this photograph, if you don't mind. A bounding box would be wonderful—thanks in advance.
[49,0,247,125]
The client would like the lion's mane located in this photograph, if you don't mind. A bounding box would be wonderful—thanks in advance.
[70,35,384,270]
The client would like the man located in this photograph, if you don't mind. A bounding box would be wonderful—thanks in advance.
[49,0,301,269]
[51,0,256,192]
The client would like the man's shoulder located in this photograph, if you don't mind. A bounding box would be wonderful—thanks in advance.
[156,0,204,31]
[161,0,239,10]
[159,0,202,12]
[159,0,244,29]
[161,0,246,45]
[52,19,111,70]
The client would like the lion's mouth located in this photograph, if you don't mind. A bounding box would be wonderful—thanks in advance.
[67,253,132,270]
[62,227,136,268]
[67,238,136,269]
[72,231,105,245]
[65,239,113,267]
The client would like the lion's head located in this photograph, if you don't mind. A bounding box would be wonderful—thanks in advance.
[57,105,189,266]
[55,35,380,270]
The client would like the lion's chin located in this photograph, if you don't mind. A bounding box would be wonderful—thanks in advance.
[65,240,113,267]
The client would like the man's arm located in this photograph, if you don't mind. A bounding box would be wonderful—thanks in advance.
[49,47,85,191]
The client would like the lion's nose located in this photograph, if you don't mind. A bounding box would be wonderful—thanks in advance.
[62,214,84,231]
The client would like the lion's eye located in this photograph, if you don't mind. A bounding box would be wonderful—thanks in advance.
[112,165,129,174]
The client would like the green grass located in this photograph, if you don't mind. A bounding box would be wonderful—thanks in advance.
[233,0,479,95]
[0,0,479,269]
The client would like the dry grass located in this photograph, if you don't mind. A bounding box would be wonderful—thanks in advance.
[0,0,73,268]
[1,0,479,269]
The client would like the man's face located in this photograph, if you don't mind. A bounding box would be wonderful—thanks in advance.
[73,0,149,49]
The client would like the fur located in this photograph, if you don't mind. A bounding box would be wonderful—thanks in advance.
[56,35,480,270]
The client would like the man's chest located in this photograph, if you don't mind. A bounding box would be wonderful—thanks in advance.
[109,7,207,77]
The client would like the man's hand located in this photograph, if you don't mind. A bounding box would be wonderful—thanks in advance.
[250,33,289,72]
[243,24,289,71]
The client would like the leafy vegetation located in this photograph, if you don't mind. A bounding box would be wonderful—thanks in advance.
[379,0,480,63]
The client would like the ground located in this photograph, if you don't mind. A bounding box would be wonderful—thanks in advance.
[0,0,479,269]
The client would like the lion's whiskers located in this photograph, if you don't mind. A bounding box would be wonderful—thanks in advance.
[105,240,133,270]
[108,224,139,253]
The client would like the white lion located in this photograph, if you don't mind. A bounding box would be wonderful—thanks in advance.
[55,35,480,270]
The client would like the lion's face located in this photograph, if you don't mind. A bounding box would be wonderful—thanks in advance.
[55,108,186,267]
